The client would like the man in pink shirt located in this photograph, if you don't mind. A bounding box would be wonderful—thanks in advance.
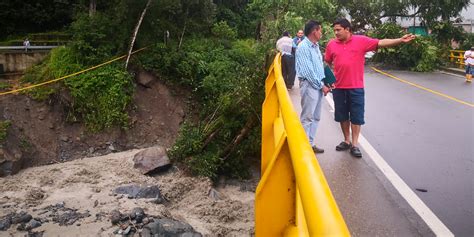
[325,18,415,158]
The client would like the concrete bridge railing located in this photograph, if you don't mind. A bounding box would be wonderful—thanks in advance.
[0,47,54,75]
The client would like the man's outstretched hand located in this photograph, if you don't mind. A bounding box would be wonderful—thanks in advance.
[401,34,416,43]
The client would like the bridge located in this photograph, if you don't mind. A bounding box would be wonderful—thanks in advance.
[0,46,57,79]
[256,53,472,236]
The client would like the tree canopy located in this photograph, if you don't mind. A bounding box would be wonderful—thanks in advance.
[335,0,471,31]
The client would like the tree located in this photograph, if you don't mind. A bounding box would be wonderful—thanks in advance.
[336,0,471,32]
[89,0,97,16]
[250,0,338,41]
[408,0,470,24]
[0,0,79,39]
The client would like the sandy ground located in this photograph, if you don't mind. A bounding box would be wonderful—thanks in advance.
[0,149,255,237]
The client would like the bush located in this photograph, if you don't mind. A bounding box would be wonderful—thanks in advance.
[144,37,265,179]
[22,46,81,100]
[21,46,134,131]
[369,23,441,71]
[460,33,474,50]
[211,21,237,41]
[69,13,127,66]
[64,64,134,131]
[0,120,11,143]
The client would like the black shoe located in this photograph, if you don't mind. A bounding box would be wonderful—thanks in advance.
[336,141,351,151]
[350,146,362,158]
[312,145,324,153]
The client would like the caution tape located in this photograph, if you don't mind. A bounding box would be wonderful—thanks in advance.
[0,47,149,96]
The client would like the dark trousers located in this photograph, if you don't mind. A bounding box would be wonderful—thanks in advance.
[281,54,296,89]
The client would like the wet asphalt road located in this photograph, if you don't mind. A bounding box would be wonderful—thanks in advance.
[362,69,473,236]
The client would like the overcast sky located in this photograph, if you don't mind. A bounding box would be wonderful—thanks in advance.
[460,2,473,20]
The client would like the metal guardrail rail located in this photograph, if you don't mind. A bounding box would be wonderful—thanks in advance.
[0,46,58,50]
[449,50,465,69]
[255,53,350,236]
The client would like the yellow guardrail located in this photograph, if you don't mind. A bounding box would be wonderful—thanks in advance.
[449,50,465,69]
[255,53,350,236]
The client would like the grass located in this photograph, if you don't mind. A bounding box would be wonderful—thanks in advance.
[0,120,11,142]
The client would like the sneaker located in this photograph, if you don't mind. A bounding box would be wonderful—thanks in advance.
[350,146,362,158]
[312,145,324,153]
[335,141,351,151]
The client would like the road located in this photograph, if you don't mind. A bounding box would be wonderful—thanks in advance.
[362,68,473,236]
[288,67,471,235]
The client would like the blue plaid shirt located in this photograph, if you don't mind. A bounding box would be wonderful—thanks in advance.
[295,38,325,89]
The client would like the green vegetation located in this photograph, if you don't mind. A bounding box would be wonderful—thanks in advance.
[369,23,442,72]
[22,46,133,131]
[0,82,11,91]
[0,0,78,40]
[19,137,32,150]
[0,120,12,142]
[138,29,266,179]
[4,0,471,178]
[335,0,470,32]
[64,64,134,131]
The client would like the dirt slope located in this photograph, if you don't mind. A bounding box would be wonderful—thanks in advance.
[0,73,186,171]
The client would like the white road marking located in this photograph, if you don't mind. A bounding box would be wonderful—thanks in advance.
[436,70,465,79]
[324,95,454,237]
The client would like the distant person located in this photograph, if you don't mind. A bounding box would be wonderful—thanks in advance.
[325,18,415,158]
[295,20,330,154]
[23,38,30,52]
[292,30,305,54]
[276,31,296,89]
[463,46,474,83]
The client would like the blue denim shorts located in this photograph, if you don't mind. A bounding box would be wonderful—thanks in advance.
[467,65,474,75]
[332,88,365,125]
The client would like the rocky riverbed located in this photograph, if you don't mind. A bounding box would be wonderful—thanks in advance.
[0,148,256,236]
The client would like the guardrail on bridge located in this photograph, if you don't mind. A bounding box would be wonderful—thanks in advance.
[255,53,350,236]
[0,46,58,51]
[449,50,465,69]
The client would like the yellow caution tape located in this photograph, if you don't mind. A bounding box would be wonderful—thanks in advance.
[0,47,149,96]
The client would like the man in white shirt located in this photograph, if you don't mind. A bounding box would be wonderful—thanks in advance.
[276,31,296,89]
[464,47,474,83]
[23,38,30,52]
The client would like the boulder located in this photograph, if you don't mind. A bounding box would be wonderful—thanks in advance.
[0,147,23,177]
[136,70,157,87]
[142,218,202,237]
[114,185,164,204]
[11,211,32,224]
[110,210,122,225]
[133,146,171,174]
[0,215,12,231]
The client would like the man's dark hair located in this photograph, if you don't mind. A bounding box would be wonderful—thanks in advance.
[304,20,321,36]
[332,18,352,32]
[282,31,290,37]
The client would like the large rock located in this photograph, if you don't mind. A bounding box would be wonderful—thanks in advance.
[114,185,164,204]
[142,218,202,237]
[0,214,12,231]
[133,146,171,174]
[0,147,23,177]
[135,70,157,87]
